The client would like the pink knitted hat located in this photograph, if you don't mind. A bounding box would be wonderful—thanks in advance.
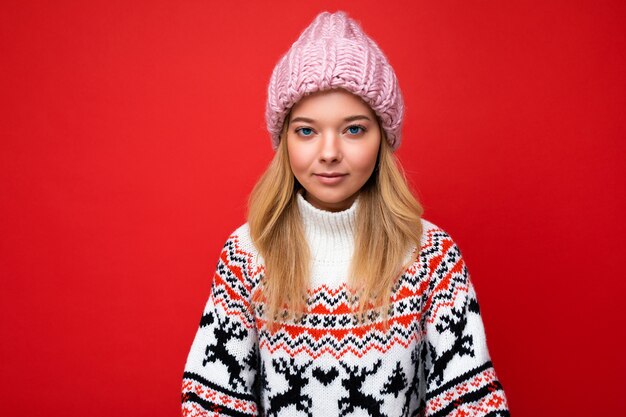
[265,11,405,151]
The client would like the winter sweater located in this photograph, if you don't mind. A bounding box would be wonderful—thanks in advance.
[181,192,510,416]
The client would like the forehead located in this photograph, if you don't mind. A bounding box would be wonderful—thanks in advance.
[289,88,374,119]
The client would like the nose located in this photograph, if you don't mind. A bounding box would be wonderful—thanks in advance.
[319,131,342,163]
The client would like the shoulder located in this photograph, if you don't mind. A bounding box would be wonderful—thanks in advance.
[419,217,449,239]
[227,222,258,255]
[416,217,469,283]
[419,217,462,254]
[219,222,263,285]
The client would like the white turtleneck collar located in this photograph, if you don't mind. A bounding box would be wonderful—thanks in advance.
[296,190,358,265]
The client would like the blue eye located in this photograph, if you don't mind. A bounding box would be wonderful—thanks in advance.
[295,125,366,137]
[297,127,313,136]
[347,125,366,135]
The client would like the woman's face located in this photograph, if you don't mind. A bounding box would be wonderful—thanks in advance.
[286,88,381,212]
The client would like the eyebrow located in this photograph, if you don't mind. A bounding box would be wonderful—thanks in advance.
[290,115,372,124]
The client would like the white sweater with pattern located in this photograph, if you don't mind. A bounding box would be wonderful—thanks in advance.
[182,192,510,416]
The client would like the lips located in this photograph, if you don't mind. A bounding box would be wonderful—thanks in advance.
[315,173,347,177]
[313,173,348,185]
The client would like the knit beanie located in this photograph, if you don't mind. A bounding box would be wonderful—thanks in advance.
[265,11,405,152]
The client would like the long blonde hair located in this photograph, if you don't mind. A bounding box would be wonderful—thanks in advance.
[248,118,423,329]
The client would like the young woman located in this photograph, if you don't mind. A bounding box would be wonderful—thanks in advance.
[182,11,510,417]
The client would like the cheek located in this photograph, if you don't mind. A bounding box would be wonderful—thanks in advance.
[287,141,311,177]
[349,143,380,174]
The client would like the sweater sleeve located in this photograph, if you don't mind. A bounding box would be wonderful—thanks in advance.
[181,233,260,417]
[422,231,510,417]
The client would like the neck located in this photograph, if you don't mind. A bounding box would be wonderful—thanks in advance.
[296,190,358,264]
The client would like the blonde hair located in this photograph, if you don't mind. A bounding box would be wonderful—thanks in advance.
[248,118,423,330]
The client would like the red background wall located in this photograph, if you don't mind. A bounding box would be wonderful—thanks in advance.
[1,1,624,415]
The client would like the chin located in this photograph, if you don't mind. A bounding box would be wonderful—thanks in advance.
[309,188,356,204]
